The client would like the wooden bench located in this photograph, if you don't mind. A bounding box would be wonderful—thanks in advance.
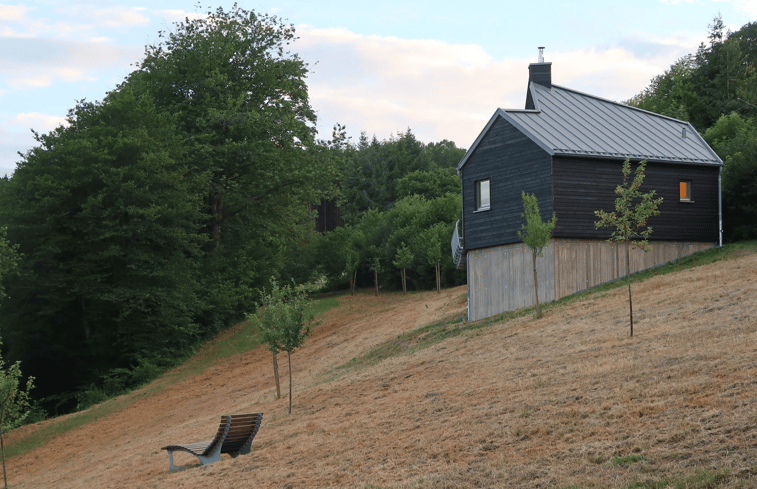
[161,413,263,471]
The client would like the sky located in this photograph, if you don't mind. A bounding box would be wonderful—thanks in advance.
[1,0,756,177]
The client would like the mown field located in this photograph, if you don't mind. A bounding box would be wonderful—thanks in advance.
[6,244,757,488]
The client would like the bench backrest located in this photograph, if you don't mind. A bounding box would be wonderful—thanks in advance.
[218,413,263,454]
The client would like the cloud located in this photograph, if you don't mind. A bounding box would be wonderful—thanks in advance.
[159,9,207,24]
[731,0,757,16]
[0,3,31,21]
[0,37,142,88]
[89,6,149,28]
[297,27,699,149]
[0,112,69,172]
[14,112,69,130]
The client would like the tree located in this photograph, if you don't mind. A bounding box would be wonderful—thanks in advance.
[249,280,313,414]
[423,224,445,293]
[704,112,757,240]
[517,192,557,319]
[0,228,18,301]
[594,159,663,337]
[0,338,34,489]
[0,89,207,411]
[393,242,414,294]
[368,249,383,296]
[125,4,339,334]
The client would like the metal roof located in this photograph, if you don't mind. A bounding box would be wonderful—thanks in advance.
[458,82,723,172]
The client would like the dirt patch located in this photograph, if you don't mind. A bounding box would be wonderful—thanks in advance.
[6,251,757,488]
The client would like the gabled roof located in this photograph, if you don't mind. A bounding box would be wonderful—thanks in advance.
[458,82,723,172]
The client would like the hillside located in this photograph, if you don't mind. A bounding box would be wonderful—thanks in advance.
[6,249,757,488]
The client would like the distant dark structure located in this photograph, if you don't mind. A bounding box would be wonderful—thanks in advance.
[313,198,343,233]
[451,53,723,321]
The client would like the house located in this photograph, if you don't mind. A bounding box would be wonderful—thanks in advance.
[451,56,723,321]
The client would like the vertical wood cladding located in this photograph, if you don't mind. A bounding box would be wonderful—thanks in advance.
[552,157,720,243]
[461,116,552,251]
[466,241,555,321]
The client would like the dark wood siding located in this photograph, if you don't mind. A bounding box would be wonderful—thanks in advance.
[553,157,720,242]
[461,116,552,251]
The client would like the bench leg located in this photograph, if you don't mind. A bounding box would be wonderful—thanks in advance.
[165,447,223,471]
[166,450,177,471]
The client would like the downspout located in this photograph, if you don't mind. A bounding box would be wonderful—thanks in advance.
[466,251,470,321]
[718,166,723,247]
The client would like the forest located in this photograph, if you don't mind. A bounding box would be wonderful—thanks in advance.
[0,8,755,421]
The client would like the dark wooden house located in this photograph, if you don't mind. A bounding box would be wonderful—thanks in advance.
[452,60,723,321]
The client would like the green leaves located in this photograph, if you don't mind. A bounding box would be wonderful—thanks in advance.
[594,159,663,337]
[250,279,313,355]
[518,192,557,258]
[0,228,18,301]
[594,159,663,251]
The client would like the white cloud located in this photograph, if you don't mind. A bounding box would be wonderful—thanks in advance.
[731,0,757,16]
[159,9,207,23]
[0,3,31,21]
[297,27,702,149]
[14,112,68,131]
[92,7,149,28]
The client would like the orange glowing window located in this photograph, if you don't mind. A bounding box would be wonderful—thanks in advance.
[680,181,691,201]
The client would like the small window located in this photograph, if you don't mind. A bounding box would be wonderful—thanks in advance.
[475,179,490,211]
[680,181,692,202]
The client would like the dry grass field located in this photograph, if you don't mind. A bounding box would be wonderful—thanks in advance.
[5,248,757,488]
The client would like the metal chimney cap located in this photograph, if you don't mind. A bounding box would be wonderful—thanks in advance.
[538,47,545,63]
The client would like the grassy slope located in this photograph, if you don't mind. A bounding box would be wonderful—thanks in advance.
[6,241,757,488]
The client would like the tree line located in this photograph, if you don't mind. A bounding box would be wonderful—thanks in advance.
[626,15,757,241]
[0,6,465,418]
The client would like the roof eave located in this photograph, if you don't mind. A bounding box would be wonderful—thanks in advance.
[553,151,723,166]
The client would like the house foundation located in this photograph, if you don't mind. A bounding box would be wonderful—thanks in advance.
[466,239,714,321]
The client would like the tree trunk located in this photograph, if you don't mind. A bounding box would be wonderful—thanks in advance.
[210,192,224,250]
[374,270,379,296]
[1,428,7,489]
[626,242,634,337]
[436,262,441,293]
[272,350,281,400]
[350,270,357,295]
[401,268,407,294]
[532,250,541,319]
[287,349,293,415]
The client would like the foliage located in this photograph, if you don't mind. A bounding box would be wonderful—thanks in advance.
[248,279,313,414]
[396,167,461,200]
[704,112,757,240]
[338,130,464,224]
[393,242,414,294]
[0,5,339,415]
[625,55,697,121]
[594,159,663,337]
[0,89,207,412]
[0,228,18,301]
[626,17,757,130]
[0,338,34,489]
[518,192,557,318]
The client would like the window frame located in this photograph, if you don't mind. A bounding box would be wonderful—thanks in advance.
[679,180,693,203]
[474,178,491,212]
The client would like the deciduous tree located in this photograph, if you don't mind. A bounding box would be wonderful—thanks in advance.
[518,192,557,319]
[249,280,313,414]
[393,242,413,294]
[595,159,662,337]
[0,338,34,489]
